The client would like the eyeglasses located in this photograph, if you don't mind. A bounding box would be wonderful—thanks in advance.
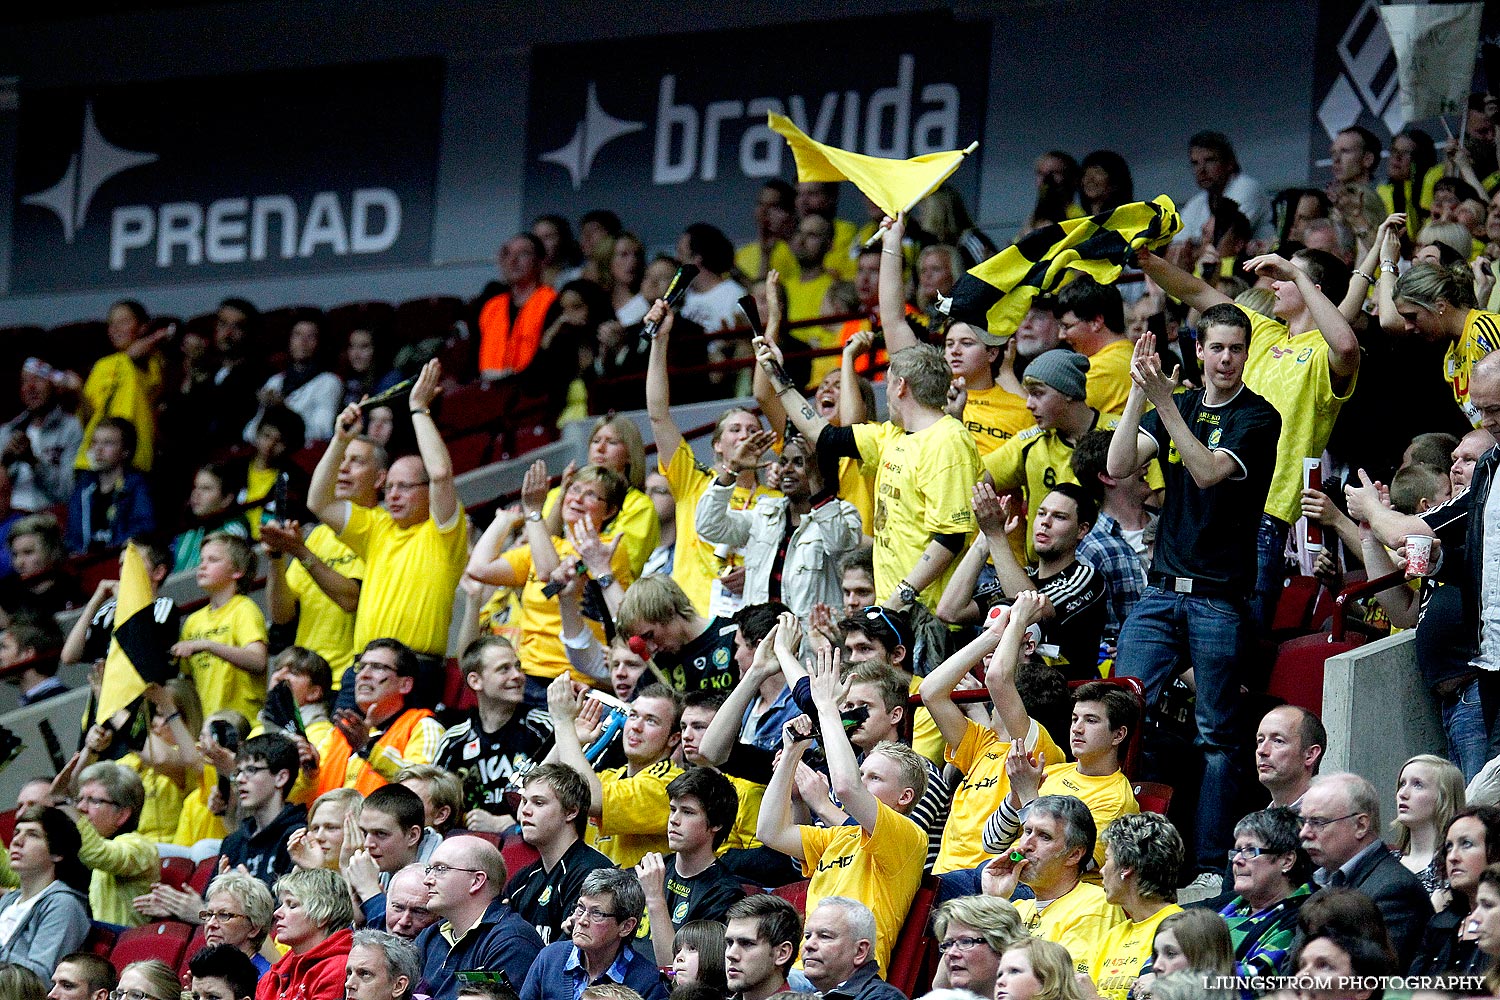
[386,479,430,492]
[198,909,247,924]
[937,936,992,954]
[357,660,399,676]
[572,904,620,923]
[858,605,903,638]
[1227,846,1273,862]
[1300,811,1362,831]
[111,991,173,1000]
[424,863,482,879]
[78,795,120,809]
[234,764,270,780]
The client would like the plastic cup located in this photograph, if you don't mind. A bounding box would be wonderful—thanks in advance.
[1404,534,1433,576]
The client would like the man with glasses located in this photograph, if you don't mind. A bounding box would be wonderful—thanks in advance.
[186,944,258,1000]
[1298,772,1431,964]
[219,732,306,886]
[314,638,443,797]
[309,359,467,709]
[1055,277,1133,415]
[520,868,669,1000]
[48,952,115,1000]
[412,836,543,1000]
[56,760,156,927]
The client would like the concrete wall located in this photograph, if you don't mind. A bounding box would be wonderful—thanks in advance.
[1323,630,1445,828]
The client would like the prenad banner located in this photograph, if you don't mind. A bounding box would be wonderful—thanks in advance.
[9,58,444,293]
[522,12,991,249]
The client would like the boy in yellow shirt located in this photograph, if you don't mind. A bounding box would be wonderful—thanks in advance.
[173,532,268,721]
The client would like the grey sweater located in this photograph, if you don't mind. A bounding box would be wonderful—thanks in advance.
[0,881,91,978]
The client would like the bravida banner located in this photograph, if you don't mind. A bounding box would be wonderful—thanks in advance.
[522,12,990,249]
[10,58,443,293]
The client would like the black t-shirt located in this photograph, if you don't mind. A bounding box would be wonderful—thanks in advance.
[435,709,555,812]
[1139,385,1280,588]
[505,838,615,946]
[1028,563,1107,681]
[656,617,740,693]
[81,595,180,663]
[636,854,746,944]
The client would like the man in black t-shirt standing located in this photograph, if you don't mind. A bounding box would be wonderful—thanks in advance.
[1106,306,1280,900]
[435,636,553,834]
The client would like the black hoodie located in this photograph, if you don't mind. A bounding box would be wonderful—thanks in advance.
[221,801,308,887]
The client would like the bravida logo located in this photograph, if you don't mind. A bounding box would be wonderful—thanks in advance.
[22,102,157,243]
[540,82,645,190]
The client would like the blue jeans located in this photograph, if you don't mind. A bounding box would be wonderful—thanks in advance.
[1115,586,1248,873]
[1444,679,1489,782]
[1250,514,1289,633]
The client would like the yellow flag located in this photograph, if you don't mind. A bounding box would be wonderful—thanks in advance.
[768,113,973,218]
[96,544,169,723]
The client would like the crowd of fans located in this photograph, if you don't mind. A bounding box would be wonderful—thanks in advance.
[0,91,1499,1000]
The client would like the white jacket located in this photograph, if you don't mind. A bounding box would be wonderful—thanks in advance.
[694,479,862,617]
[244,369,344,443]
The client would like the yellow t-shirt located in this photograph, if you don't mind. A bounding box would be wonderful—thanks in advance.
[172,770,229,847]
[76,352,163,472]
[340,502,468,656]
[120,751,185,844]
[503,535,635,681]
[853,417,980,611]
[962,384,1035,456]
[1039,762,1140,870]
[1239,307,1355,525]
[1015,880,1120,974]
[180,594,269,721]
[723,773,765,852]
[663,441,776,616]
[935,719,1065,875]
[838,457,875,536]
[287,524,365,675]
[543,484,661,581]
[590,759,683,869]
[800,799,927,974]
[1084,339,1134,416]
[242,463,278,540]
[985,412,1162,562]
[1090,904,1182,999]
[783,271,839,386]
[735,241,799,282]
[1445,310,1500,429]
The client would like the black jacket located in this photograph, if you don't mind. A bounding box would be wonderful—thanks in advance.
[821,959,907,1000]
[221,802,307,887]
[1421,446,1500,652]
[1338,842,1433,967]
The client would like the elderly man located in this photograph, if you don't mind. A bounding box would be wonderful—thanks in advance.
[346,931,421,1000]
[413,835,543,1000]
[385,865,441,941]
[1299,772,1431,964]
[799,897,905,1000]
[519,868,668,1000]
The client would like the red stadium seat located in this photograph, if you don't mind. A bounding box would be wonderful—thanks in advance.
[886,876,940,997]
[0,808,15,847]
[501,835,540,877]
[81,923,117,958]
[447,431,491,476]
[189,857,217,896]
[160,856,194,890]
[1267,632,1366,716]
[770,879,809,916]
[179,925,208,982]
[438,382,512,436]
[439,658,477,714]
[290,442,325,478]
[1132,781,1174,815]
[111,920,196,974]
[1270,575,1323,639]
[71,547,124,595]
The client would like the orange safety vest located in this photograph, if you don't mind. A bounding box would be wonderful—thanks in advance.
[314,707,435,798]
[478,285,559,376]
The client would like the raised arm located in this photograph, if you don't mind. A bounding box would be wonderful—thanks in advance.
[695,433,776,547]
[806,644,881,833]
[1342,215,1404,323]
[920,608,1009,748]
[755,335,832,446]
[1137,247,1231,314]
[408,360,458,526]
[974,483,1032,598]
[700,625,782,767]
[1344,469,1435,550]
[645,299,685,464]
[934,532,988,625]
[62,580,115,666]
[307,404,361,533]
[756,714,812,860]
[1106,372,1159,480]
[878,214,920,352]
[1244,253,1358,382]
[1360,525,1418,629]
[519,460,563,583]
[465,508,526,587]
[989,591,1046,742]
[545,675,604,813]
[840,329,873,426]
[1131,333,1240,488]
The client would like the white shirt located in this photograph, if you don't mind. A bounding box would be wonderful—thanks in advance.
[1474,479,1500,672]
[1175,172,1275,244]
[681,278,749,334]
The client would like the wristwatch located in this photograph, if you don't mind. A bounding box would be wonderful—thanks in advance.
[525,510,543,522]
[594,573,616,590]
[895,580,918,607]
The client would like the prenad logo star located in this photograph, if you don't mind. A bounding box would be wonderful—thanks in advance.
[539,82,644,190]
[23,101,158,243]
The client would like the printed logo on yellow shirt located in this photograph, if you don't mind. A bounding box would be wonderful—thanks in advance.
[816,853,856,873]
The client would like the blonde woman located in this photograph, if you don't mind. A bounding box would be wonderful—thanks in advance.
[996,938,1086,1000]
[543,416,660,579]
[1391,753,1466,896]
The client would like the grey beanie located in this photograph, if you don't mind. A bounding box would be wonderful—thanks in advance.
[1022,348,1090,401]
